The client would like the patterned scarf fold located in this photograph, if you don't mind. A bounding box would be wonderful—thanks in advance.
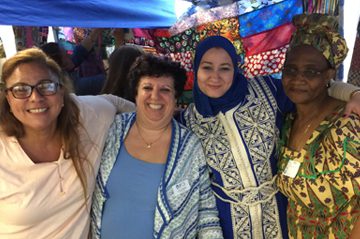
[289,13,348,68]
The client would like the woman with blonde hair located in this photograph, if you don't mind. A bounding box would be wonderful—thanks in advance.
[0,48,134,238]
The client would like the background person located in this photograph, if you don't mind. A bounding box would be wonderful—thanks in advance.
[0,48,134,238]
[91,54,223,239]
[41,28,105,95]
[180,35,360,239]
[276,13,360,239]
[101,45,144,102]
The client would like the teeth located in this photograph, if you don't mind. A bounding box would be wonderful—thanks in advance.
[28,108,47,113]
[149,104,162,110]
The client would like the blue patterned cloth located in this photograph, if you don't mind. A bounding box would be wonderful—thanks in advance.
[91,112,224,239]
[239,0,303,37]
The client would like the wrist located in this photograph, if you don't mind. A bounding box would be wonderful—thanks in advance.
[350,89,360,99]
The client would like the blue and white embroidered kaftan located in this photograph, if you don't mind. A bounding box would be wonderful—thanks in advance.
[182,76,293,239]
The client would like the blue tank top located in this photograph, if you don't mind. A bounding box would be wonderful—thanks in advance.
[101,146,165,239]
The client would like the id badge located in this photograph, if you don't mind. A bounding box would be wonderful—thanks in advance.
[283,160,301,178]
[168,180,190,197]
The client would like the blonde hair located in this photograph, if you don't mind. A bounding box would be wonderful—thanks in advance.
[0,48,88,198]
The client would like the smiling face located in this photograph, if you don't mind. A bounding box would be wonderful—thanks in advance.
[282,45,335,105]
[5,62,64,135]
[196,47,234,98]
[135,75,176,129]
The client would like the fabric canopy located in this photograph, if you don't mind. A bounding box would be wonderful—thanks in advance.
[0,0,176,28]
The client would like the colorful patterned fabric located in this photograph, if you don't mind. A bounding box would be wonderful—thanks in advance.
[289,13,348,68]
[165,51,193,72]
[126,29,156,48]
[91,113,223,239]
[303,0,339,15]
[170,0,285,36]
[348,21,360,87]
[165,51,194,91]
[196,17,244,54]
[239,0,303,37]
[243,45,288,78]
[154,28,200,54]
[276,106,360,238]
[242,23,295,56]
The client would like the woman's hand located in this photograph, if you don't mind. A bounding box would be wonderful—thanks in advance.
[343,91,360,117]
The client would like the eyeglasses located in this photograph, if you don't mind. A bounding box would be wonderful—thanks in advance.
[282,66,328,80]
[5,80,61,99]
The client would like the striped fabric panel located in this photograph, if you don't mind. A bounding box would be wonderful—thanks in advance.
[303,0,339,15]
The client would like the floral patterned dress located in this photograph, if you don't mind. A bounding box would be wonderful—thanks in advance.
[277,105,360,239]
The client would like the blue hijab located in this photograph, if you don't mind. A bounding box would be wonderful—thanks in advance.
[193,36,248,117]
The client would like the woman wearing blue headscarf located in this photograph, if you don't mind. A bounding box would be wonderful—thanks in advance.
[180,35,360,239]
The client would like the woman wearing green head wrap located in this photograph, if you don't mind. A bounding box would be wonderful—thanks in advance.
[276,13,360,238]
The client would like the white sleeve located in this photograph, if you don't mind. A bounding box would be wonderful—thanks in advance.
[328,80,360,101]
[99,94,136,113]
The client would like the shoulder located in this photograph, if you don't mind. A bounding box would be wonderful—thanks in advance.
[0,131,10,151]
[249,75,282,93]
[332,112,360,136]
[173,119,204,155]
[110,112,135,135]
[72,94,116,117]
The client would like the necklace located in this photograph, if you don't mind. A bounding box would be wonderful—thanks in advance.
[135,121,168,149]
[304,122,313,134]
[297,111,320,135]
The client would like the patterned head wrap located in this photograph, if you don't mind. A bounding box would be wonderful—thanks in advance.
[289,13,348,68]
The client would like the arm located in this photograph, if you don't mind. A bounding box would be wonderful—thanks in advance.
[196,144,224,239]
[80,28,103,52]
[350,215,360,239]
[112,28,125,48]
[328,81,360,116]
[99,94,136,113]
[71,28,104,67]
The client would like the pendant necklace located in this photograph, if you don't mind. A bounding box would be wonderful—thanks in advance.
[135,121,168,149]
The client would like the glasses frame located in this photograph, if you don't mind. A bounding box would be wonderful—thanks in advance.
[282,66,329,80]
[5,80,61,99]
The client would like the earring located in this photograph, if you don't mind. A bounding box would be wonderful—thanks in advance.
[326,78,333,88]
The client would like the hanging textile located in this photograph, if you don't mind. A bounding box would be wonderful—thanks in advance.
[348,20,360,87]
[170,0,285,36]
[242,23,295,56]
[303,0,339,15]
[154,28,200,54]
[239,0,303,37]
[244,45,288,78]
[196,17,243,54]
